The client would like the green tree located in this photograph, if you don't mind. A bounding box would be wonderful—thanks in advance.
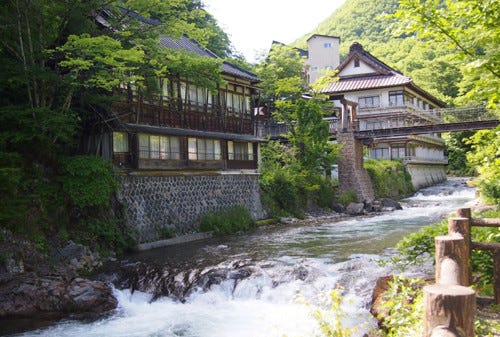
[0,0,230,249]
[256,45,339,215]
[393,0,500,109]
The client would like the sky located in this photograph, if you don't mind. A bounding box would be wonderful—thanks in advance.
[203,0,347,63]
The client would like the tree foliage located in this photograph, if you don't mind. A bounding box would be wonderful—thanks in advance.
[256,45,339,216]
[393,0,500,109]
[0,0,232,250]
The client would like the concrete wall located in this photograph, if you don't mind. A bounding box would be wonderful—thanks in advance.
[116,172,266,243]
[406,164,447,190]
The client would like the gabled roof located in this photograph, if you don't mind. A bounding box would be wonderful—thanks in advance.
[98,7,260,84]
[160,35,260,83]
[320,43,446,107]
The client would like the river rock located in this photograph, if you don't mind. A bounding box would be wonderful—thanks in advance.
[0,273,117,318]
[370,275,393,327]
[59,241,103,272]
[345,202,365,215]
[379,199,402,211]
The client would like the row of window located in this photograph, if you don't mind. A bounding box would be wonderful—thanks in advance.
[113,132,255,161]
[122,79,252,115]
[358,91,433,110]
[370,147,407,160]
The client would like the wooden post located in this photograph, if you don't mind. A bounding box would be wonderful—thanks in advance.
[494,249,500,305]
[448,217,471,286]
[456,207,471,221]
[423,284,476,337]
[435,235,468,286]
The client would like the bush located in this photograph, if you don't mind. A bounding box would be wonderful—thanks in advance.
[61,155,117,208]
[364,159,414,199]
[199,205,255,236]
[337,190,358,205]
[387,209,500,295]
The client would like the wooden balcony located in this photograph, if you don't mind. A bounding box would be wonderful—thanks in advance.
[113,100,254,135]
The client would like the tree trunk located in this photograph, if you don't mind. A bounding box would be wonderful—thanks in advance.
[423,284,475,337]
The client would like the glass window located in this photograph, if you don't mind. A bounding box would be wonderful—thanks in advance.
[391,147,406,159]
[113,132,129,153]
[139,134,149,159]
[354,59,360,67]
[389,91,404,106]
[370,147,390,159]
[139,134,180,160]
[228,141,254,161]
[189,138,221,161]
[358,96,380,108]
[324,42,332,48]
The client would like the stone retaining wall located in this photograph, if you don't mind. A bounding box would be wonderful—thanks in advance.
[116,172,265,243]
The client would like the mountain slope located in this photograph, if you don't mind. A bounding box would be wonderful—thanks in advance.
[291,0,461,103]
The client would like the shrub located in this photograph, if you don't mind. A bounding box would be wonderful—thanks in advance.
[199,205,255,236]
[337,190,358,205]
[364,159,414,199]
[387,209,500,295]
[61,155,117,208]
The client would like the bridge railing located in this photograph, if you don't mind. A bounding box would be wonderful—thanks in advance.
[423,208,500,337]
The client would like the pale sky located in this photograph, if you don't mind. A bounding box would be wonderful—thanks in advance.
[203,0,347,63]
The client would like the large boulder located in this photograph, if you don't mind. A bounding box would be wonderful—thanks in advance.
[345,202,365,215]
[0,273,117,318]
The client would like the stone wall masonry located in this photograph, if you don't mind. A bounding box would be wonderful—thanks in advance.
[338,132,375,202]
[116,172,266,243]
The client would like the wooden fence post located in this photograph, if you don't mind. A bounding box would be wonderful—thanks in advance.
[435,235,468,286]
[494,249,500,304]
[423,284,476,337]
[448,217,471,285]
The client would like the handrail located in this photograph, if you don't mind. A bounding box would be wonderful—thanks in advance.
[423,208,500,337]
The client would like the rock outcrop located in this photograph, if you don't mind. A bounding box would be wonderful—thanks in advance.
[0,229,117,320]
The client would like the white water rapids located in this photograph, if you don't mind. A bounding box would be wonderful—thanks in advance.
[10,178,476,337]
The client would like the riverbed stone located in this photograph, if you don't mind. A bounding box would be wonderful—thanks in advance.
[345,202,365,215]
[0,273,117,318]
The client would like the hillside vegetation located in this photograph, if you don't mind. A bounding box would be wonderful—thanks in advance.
[292,0,499,195]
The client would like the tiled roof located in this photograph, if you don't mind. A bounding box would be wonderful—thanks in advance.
[159,35,260,83]
[109,7,260,83]
[320,73,412,93]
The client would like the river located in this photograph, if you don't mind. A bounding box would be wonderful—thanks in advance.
[9,178,476,337]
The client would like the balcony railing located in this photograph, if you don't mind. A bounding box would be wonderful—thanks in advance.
[113,101,254,135]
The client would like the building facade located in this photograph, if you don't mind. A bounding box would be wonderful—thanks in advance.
[314,41,448,189]
[89,34,266,243]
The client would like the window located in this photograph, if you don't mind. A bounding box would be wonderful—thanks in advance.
[370,147,390,159]
[358,96,380,108]
[354,59,360,67]
[391,147,406,159]
[324,42,332,48]
[113,132,129,153]
[389,91,404,106]
[228,141,254,161]
[138,134,180,160]
[188,138,221,160]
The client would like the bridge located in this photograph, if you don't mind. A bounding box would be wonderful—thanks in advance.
[259,105,498,140]
[259,105,499,202]
[352,105,499,139]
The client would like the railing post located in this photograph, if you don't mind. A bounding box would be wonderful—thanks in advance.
[494,249,500,304]
[423,285,476,337]
[435,235,468,286]
[448,217,471,285]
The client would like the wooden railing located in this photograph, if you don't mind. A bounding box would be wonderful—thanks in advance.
[423,207,500,337]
